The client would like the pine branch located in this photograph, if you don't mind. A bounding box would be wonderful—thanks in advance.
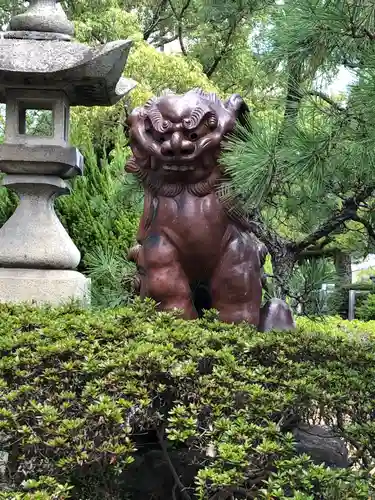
[281,60,303,128]
[245,209,293,253]
[295,185,375,252]
[295,209,354,252]
[308,90,345,112]
[363,28,375,41]
[299,248,341,259]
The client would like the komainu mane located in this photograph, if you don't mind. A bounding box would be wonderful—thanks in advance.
[126,88,294,331]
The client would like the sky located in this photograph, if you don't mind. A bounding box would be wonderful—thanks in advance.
[321,66,356,96]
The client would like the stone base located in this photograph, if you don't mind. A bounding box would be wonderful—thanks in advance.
[0,268,90,306]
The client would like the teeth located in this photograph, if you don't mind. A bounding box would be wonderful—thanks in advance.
[162,165,194,171]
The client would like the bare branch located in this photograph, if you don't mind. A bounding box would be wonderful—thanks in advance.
[352,214,375,243]
[179,0,191,18]
[143,0,170,40]
[178,24,188,55]
[154,34,179,48]
[363,28,375,40]
[342,58,360,69]
[156,427,192,500]
[205,22,237,77]
[167,0,191,55]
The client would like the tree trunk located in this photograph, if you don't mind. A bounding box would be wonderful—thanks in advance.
[270,250,296,301]
[334,251,352,319]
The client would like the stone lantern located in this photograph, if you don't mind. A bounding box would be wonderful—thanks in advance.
[0,0,135,305]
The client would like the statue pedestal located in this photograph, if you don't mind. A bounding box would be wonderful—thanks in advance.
[0,173,90,306]
[0,269,90,306]
[0,175,80,268]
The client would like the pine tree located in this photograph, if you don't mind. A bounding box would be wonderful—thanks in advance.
[222,0,375,298]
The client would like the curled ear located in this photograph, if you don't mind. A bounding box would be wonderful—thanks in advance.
[224,94,250,127]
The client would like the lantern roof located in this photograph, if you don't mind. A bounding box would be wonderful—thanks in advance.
[0,0,136,106]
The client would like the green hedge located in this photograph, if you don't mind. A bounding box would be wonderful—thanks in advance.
[0,305,375,499]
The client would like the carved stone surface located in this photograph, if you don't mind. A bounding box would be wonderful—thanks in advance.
[0,175,80,269]
[0,1,135,107]
[9,0,74,37]
[126,88,295,330]
[0,144,83,178]
[0,39,135,106]
[0,269,90,306]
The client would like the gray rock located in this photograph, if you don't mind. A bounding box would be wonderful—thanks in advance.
[0,451,8,479]
[259,298,296,332]
[292,424,349,468]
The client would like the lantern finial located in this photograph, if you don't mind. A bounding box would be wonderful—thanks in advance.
[8,0,74,40]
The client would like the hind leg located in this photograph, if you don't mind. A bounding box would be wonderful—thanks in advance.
[210,234,262,326]
[258,298,295,332]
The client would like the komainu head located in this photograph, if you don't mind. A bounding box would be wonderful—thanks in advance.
[126,88,248,188]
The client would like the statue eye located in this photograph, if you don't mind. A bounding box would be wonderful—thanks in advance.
[189,132,198,141]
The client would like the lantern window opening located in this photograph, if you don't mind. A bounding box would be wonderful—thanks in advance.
[18,102,54,138]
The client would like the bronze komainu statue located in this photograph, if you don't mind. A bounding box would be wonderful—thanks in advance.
[126,88,294,331]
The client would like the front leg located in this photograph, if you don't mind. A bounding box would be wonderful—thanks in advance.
[210,232,263,326]
[142,233,197,319]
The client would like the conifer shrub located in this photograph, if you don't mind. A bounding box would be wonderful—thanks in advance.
[55,130,141,272]
[0,304,374,499]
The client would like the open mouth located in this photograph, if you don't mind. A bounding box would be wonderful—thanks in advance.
[162,164,195,171]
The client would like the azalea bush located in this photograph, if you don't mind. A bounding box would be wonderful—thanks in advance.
[0,304,374,499]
